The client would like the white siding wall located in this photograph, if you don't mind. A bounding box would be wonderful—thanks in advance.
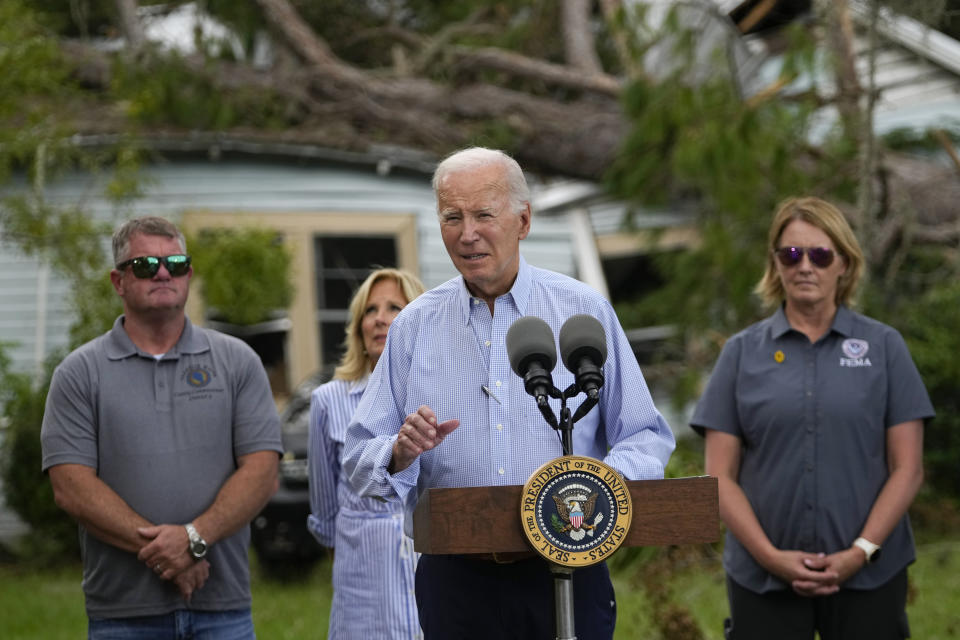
[0,158,576,374]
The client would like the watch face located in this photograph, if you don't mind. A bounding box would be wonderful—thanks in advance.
[186,524,207,558]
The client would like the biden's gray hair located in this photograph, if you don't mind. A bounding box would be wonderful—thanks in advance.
[431,147,530,216]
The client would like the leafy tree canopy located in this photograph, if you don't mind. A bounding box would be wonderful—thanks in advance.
[1,0,958,504]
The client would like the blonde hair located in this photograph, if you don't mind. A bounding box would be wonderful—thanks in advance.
[754,196,864,309]
[333,268,425,381]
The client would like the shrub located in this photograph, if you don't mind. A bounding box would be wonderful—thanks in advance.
[190,227,293,325]
[0,347,79,563]
[894,280,960,499]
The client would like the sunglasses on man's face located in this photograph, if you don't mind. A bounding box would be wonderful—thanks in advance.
[774,246,835,269]
[116,254,192,279]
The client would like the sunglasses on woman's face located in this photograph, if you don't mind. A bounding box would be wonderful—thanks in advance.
[774,246,835,269]
[116,254,192,278]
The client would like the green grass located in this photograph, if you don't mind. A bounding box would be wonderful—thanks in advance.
[0,554,335,640]
[611,540,960,639]
[0,564,87,639]
[1,542,958,638]
[250,557,333,639]
[907,541,960,639]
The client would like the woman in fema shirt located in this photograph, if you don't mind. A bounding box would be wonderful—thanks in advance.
[691,196,933,640]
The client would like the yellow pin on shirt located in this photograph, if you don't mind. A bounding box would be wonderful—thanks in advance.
[774,350,785,363]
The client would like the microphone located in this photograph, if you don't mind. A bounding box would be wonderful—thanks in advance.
[506,316,559,429]
[559,314,607,409]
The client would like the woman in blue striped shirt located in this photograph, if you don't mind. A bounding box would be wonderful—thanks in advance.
[308,268,425,640]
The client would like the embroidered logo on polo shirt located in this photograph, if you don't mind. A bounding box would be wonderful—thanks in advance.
[840,338,871,367]
[184,366,213,387]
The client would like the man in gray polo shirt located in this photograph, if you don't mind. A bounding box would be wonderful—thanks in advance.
[41,216,282,639]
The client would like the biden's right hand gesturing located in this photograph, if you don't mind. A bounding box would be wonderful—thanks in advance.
[390,405,459,473]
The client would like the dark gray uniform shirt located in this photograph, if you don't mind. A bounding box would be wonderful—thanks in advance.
[41,316,283,618]
[691,306,933,593]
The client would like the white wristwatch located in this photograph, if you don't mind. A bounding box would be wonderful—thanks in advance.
[853,536,881,563]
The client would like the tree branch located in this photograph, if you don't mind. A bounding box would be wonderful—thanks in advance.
[734,0,777,33]
[50,0,960,227]
[450,46,623,96]
[562,0,604,73]
[254,0,339,66]
[114,0,144,53]
[934,129,960,177]
[412,8,496,73]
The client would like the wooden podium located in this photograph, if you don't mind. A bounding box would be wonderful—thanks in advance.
[413,475,718,638]
[414,475,719,555]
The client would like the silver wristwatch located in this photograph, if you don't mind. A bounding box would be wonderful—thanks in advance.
[185,522,208,560]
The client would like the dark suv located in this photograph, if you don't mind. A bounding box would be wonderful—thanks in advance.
[250,372,328,568]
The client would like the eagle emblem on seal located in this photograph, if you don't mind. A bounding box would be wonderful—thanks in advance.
[551,483,604,541]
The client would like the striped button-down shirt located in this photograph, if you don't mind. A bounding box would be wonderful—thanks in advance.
[344,257,675,535]
[308,376,421,639]
[308,377,403,544]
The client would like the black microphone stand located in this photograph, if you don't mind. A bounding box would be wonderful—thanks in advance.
[538,379,603,640]
[544,381,598,457]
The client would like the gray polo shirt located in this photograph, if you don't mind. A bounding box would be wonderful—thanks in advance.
[41,316,283,618]
[691,306,933,593]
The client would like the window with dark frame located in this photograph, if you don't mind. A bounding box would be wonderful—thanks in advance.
[314,234,398,374]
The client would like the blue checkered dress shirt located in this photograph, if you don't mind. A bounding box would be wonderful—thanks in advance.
[344,256,675,535]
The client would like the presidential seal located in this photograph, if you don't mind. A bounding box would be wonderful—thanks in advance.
[520,455,632,568]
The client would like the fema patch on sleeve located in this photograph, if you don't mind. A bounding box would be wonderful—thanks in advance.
[521,456,632,567]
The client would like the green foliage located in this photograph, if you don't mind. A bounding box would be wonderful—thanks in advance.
[869,279,960,498]
[202,0,264,51]
[857,238,960,500]
[112,54,291,130]
[663,435,705,479]
[0,182,120,562]
[28,0,116,38]
[472,119,526,156]
[0,4,146,562]
[190,228,294,325]
[607,13,858,410]
[0,347,78,562]
[0,191,121,348]
[882,123,960,152]
[0,1,70,106]
[609,4,960,503]
[0,1,77,182]
[0,1,150,196]
[609,6,960,506]
[206,0,578,85]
